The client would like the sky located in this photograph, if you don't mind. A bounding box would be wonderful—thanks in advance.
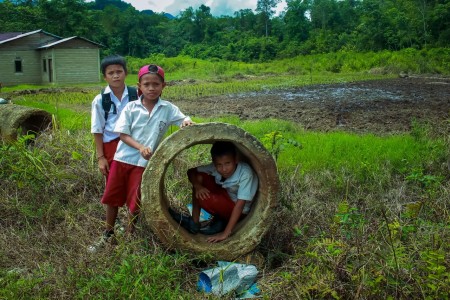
[121,0,287,17]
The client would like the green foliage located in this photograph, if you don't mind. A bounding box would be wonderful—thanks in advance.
[1,71,449,299]
[333,201,366,239]
[261,131,302,162]
[1,0,449,60]
[75,253,192,299]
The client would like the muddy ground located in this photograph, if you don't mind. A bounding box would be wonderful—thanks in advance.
[176,77,450,134]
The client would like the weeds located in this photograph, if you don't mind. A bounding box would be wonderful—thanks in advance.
[1,90,449,298]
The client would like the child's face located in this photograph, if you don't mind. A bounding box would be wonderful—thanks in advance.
[103,64,126,89]
[138,73,166,101]
[213,154,238,179]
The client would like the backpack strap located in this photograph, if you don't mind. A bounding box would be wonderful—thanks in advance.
[127,86,138,101]
[101,86,138,121]
[101,88,115,121]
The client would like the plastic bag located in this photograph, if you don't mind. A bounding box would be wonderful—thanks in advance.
[197,261,259,298]
[186,203,212,222]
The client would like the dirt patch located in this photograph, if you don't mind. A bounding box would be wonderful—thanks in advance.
[176,77,450,134]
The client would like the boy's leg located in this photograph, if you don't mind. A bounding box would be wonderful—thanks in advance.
[102,138,120,183]
[191,186,201,224]
[125,164,145,234]
[168,179,201,234]
[127,212,139,235]
[195,173,236,221]
[105,204,119,234]
[101,161,128,232]
[88,161,127,253]
[102,140,125,233]
[191,173,237,235]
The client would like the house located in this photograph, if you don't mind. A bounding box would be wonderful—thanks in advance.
[0,29,102,86]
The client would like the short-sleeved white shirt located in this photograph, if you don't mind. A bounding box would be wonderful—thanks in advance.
[197,162,258,214]
[91,86,133,142]
[113,97,190,167]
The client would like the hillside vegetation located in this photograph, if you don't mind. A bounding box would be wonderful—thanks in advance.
[1,0,449,61]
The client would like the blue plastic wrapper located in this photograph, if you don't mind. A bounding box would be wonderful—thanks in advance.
[197,261,259,298]
[187,203,212,222]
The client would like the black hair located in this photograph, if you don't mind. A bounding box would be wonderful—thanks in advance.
[100,55,127,76]
[210,141,236,159]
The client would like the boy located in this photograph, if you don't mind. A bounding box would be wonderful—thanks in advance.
[88,64,193,252]
[170,141,258,243]
[91,55,137,178]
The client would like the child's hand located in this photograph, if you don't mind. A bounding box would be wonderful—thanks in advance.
[206,231,231,243]
[180,119,194,128]
[97,157,109,176]
[140,146,152,160]
[194,185,210,201]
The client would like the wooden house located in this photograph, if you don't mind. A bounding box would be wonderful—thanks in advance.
[0,29,102,86]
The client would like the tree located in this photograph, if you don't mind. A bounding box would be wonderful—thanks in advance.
[283,0,311,42]
[256,0,281,37]
[233,9,257,33]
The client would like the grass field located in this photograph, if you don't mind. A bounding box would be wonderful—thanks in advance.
[1,53,449,299]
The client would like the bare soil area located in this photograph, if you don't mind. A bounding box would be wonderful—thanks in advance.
[177,77,450,134]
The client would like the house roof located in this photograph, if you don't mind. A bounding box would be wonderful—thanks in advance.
[0,32,23,42]
[0,29,102,48]
[37,36,103,49]
[0,29,61,45]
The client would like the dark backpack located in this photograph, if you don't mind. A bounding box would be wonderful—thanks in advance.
[101,86,139,120]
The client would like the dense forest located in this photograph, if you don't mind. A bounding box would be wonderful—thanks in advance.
[1,0,449,62]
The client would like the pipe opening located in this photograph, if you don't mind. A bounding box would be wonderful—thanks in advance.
[141,123,279,260]
[0,104,52,141]
[164,141,259,239]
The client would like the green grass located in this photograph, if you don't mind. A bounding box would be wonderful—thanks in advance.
[1,56,449,298]
[1,115,448,299]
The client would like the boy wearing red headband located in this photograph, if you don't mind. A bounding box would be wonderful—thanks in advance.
[88,64,193,252]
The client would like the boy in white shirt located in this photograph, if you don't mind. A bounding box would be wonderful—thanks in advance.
[91,55,137,178]
[170,141,258,243]
[89,64,193,252]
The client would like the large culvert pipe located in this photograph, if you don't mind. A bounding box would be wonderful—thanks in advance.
[141,122,279,261]
[0,104,52,141]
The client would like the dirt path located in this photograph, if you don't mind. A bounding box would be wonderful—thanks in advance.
[176,77,450,134]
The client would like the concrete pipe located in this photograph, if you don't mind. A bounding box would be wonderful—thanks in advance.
[0,104,52,141]
[141,122,279,261]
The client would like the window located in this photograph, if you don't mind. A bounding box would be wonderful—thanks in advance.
[15,59,23,73]
[43,59,47,72]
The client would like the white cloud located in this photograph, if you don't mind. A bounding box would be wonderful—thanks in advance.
[121,0,286,17]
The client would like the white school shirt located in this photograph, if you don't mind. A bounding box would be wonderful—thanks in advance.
[91,86,132,142]
[197,162,258,214]
[113,97,190,168]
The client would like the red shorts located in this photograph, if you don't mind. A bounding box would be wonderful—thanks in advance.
[195,173,236,220]
[101,160,145,214]
[103,138,120,166]
[103,138,120,182]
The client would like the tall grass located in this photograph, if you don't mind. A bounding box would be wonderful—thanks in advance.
[126,48,450,79]
[1,57,449,298]
[1,111,448,298]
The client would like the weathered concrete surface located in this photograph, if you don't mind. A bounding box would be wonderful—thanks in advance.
[141,122,279,261]
[0,104,52,141]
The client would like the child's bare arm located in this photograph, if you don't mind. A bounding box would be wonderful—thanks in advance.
[119,133,152,160]
[207,200,246,243]
[187,168,210,200]
[94,133,109,176]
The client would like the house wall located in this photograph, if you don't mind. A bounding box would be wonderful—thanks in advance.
[0,32,58,86]
[53,48,100,84]
[40,50,53,84]
[0,50,42,85]
[0,32,101,86]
